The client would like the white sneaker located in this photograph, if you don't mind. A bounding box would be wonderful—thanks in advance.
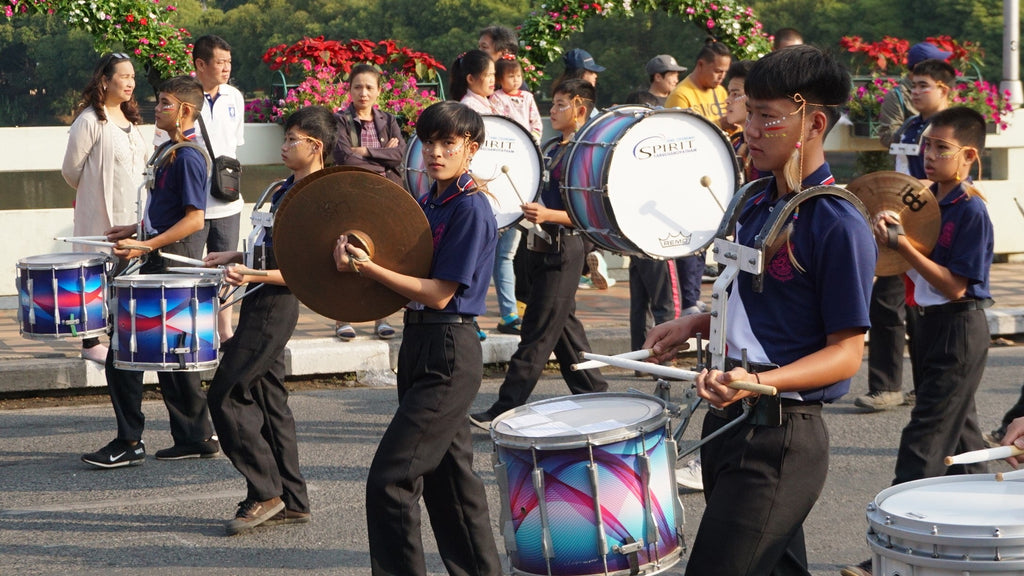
[676,458,704,491]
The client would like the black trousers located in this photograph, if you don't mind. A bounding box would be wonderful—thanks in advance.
[867,275,912,394]
[105,237,214,445]
[685,404,827,576]
[367,322,501,576]
[893,307,989,484]
[675,253,704,309]
[207,285,308,513]
[629,257,674,351]
[489,234,608,417]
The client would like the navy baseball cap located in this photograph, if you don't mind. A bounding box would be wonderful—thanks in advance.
[563,48,606,73]
[907,42,952,68]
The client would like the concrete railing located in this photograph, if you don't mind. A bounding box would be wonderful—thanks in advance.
[3,115,1024,300]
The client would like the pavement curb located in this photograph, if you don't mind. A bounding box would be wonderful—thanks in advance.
[2,309,1022,395]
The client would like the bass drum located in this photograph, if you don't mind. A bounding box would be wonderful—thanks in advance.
[562,105,740,259]
[404,115,543,231]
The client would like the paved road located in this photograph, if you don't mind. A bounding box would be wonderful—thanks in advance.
[2,345,1023,575]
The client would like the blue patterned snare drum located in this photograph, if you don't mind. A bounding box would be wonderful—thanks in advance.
[17,253,110,339]
[490,392,685,576]
[111,274,219,371]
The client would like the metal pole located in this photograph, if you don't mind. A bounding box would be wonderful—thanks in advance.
[1002,0,1024,107]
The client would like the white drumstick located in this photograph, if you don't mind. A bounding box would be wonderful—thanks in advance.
[159,252,207,267]
[944,445,1024,466]
[56,238,151,252]
[501,165,528,205]
[55,235,108,242]
[996,468,1024,482]
[572,349,652,371]
[579,351,778,396]
[700,175,726,213]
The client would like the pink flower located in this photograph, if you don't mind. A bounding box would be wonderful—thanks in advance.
[685,7,695,14]
[706,19,715,28]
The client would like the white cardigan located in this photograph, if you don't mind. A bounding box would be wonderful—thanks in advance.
[61,107,148,246]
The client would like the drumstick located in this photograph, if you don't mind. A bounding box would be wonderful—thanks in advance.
[996,468,1024,482]
[54,236,108,242]
[579,351,778,396]
[1014,197,1024,219]
[700,175,726,213]
[60,238,153,252]
[160,252,206,267]
[944,445,1024,466]
[168,266,269,277]
[572,349,653,371]
[501,165,528,205]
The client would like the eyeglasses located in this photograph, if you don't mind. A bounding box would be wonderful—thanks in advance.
[283,136,322,150]
[910,81,947,94]
[110,52,130,61]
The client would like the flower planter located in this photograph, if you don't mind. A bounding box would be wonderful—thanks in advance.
[851,120,880,138]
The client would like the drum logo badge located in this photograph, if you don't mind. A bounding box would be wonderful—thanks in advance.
[633,134,697,160]
[483,136,517,154]
[658,231,693,248]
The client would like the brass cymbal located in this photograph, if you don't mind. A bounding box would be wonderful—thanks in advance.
[845,171,940,276]
[273,166,433,322]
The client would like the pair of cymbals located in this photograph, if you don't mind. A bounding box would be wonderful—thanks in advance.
[273,166,433,322]
[845,171,940,276]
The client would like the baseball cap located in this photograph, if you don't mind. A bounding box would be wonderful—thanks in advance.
[646,54,688,76]
[907,42,952,68]
[563,48,606,73]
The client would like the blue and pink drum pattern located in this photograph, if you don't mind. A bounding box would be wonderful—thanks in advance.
[497,427,681,575]
[562,106,740,259]
[111,275,218,371]
[17,253,109,339]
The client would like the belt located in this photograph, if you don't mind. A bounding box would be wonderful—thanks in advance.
[708,397,822,422]
[914,298,993,317]
[403,310,476,325]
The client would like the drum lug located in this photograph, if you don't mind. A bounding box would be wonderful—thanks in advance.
[613,540,646,554]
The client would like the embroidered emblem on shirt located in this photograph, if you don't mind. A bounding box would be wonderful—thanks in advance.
[767,244,795,282]
[432,223,445,249]
[938,221,954,249]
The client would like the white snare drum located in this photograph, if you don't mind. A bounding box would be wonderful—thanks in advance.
[17,253,111,339]
[866,475,1024,575]
[563,106,740,258]
[491,392,684,576]
[404,115,543,230]
[111,274,220,371]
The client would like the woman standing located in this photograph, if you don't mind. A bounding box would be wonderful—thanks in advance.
[61,53,147,363]
[332,63,407,340]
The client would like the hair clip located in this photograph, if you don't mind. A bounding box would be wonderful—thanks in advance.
[500,53,517,61]
[455,52,467,62]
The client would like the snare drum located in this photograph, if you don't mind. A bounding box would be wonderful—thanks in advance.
[491,393,684,576]
[16,253,110,339]
[563,106,740,258]
[866,475,1024,575]
[404,115,543,230]
[111,274,219,371]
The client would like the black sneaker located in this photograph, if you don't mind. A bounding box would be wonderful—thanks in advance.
[81,439,146,469]
[469,411,494,430]
[155,438,220,460]
[225,497,285,535]
[496,316,522,335]
[262,508,312,527]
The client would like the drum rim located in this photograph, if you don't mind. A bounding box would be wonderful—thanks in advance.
[111,274,221,287]
[562,106,742,259]
[18,253,111,269]
[868,474,1024,543]
[490,391,668,449]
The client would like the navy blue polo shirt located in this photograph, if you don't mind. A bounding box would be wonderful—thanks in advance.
[147,134,208,233]
[260,175,295,250]
[541,141,567,210]
[894,114,929,179]
[906,182,993,306]
[725,163,876,402]
[416,172,498,316]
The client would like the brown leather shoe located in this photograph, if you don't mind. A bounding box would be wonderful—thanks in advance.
[262,508,311,527]
[225,497,285,535]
